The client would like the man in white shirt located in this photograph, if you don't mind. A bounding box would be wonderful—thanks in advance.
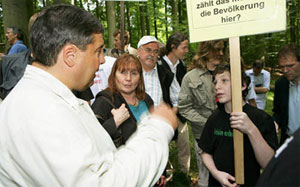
[0,5,177,187]
[245,60,270,110]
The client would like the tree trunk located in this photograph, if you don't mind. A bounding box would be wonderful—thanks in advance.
[139,2,146,36]
[125,2,131,43]
[178,0,182,24]
[144,2,150,35]
[171,0,178,31]
[152,0,158,38]
[288,2,296,43]
[2,0,33,50]
[53,0,67,4]
[78,0,83,8]
[164,0,168,40]
[105,1,116,48]
[95,0,99,19]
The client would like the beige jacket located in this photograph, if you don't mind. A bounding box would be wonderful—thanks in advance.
[178,68,217,139]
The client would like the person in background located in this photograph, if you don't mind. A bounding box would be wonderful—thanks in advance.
[0,5,178,186]
[0,13,93,102]
[199,64,278,186]
[137,35,179,186]
[92,54,154,147]
[178,39,225,187]
[159,32,191,175]
[273,44,300,145]
[2,26,27,56]
[245,59,270,110]
[90,56,116,104]
[107,30,137,58]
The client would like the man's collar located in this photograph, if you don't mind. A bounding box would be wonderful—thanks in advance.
[163,55,180,68]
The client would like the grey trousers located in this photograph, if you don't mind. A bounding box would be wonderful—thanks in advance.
[176,120,191,173]
[194,139,209,187]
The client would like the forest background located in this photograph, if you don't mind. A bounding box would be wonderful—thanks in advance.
[0,0,299,70]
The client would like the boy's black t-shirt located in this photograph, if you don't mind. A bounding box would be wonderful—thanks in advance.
[198,104,278,187]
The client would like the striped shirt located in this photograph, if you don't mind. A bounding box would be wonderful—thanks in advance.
[143,65,178,106]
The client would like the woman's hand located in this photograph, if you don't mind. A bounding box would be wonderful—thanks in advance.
[111,104,130,128]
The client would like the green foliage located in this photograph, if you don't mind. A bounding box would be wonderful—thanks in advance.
[1,1,298,67]
[0,0,4,44]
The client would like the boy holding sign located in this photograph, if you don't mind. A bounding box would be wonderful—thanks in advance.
[198,64,278,186]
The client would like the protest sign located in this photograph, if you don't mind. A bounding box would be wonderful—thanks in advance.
[186,0,286,42]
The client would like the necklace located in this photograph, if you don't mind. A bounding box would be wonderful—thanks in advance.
[129,98,138,106]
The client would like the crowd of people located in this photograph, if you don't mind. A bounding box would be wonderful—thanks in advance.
[0,4,299,187]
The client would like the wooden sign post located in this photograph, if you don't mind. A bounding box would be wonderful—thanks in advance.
[186,0,286,184]
[229,36,244,184]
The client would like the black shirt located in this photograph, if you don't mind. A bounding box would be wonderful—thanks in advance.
[199,104,278,186]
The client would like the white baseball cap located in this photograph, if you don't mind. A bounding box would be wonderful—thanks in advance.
[137,36,159,48]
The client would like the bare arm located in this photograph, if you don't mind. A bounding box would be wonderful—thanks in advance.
[230,112,274,168]
[201,152,237,187]
[254,71,270,94]
[254,86,268,94]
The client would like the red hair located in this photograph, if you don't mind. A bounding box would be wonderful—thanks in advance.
[107,54,146,100]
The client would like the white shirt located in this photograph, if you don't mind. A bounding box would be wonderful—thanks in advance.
[0,65,174,187]
[90,56,116,104]
[162,55,181,100]
[246,82,257,101]
[143,66,163,106]
[245,69,270,110]
[287,81,300,135]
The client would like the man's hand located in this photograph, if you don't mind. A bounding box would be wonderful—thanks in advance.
[111,104,130,128]
[150,103,178,131]
[214,170,238,187]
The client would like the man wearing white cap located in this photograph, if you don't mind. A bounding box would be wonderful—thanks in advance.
[137,36,179,186]
[137,36,179,109]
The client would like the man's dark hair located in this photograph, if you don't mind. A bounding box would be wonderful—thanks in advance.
[7,26,24,41]
[277,44,300,63]
[214,63,249,100]
[253,59,264,69]
[30,4,104,66]
[161,32,188,56]
[113,30,130,45]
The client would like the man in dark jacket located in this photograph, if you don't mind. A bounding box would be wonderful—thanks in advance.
[273,44,300,145]
[159,32,190,175]
[137,35,178,186]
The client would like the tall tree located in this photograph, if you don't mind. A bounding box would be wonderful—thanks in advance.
[152,0,158,38]
[2,0,33,50]
[125,2,132,43]
[164,0,168,40]
[105,1,116,48]
[145,3,150,35]
[171,0,178,31]
[139,2,146,36]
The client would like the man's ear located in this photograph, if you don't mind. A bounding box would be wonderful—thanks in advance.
[63,44,78,67]
[171,44,175,50]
